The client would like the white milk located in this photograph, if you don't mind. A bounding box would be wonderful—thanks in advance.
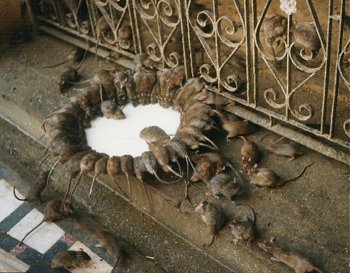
[85,104,180,157]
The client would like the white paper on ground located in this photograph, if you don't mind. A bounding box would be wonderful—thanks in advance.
[85,104,180,157]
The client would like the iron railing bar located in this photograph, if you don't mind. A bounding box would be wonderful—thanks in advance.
[321,0,334,135]
[329,0,345,138]
[252,0,257,106]
[285,14,292,120]
[37,17,136,59]
[244,0,251,104]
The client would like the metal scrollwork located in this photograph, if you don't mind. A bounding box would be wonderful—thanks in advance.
[134,0,182,68]
[338,40,350,89]
[343,119,350,138]
[188,0,245,93]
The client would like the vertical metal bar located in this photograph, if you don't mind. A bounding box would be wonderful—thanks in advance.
[244,0,251,104]
[127,0,138,55]
[178,0,190,79]
[213,0,220,92]
[132,0,143,53]
[251,0,257,107]
[86,0,97,39]
[186,0,195,78]
[321,0,334,134]
[285,14,292,120]
[330,0,345,138]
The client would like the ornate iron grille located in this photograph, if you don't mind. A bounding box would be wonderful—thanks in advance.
[34,0,349,165]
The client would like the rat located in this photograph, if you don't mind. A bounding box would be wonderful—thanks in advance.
[43,47,86,68]
[195,200,226,247]
[173,78,205,111]
[120,155,134,198]
[50,250,91,270]
[114,70,137,106]
[95,228,124,270]
[240,136,259,169]
[89,155,109,198]
[258,237,323,273]
[20,200,73,245]
[229,204,256,245]
[263,15,288,61]
[292,22,321,60]
[107,156,128,198]
[213,110,255,140]
[141,151,173,184]
[101,100,125,120]
[246,163,313,187]
[133,156,152,212]
[140,126,170,144]
[208,173,243,201]
[133,69,157,105]
[132,53,155,73]
[117,25,132,48]
[177,125,218,150]
[262,137,303,160]
[67,152,104,204]
[148,141,183,178]
[46,144,91,189]
[13,170,49,203]
[57,61,85,94]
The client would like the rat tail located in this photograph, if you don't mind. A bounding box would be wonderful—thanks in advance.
[20,220,44,245]
[13,187,26,201]
[203,234,217,248]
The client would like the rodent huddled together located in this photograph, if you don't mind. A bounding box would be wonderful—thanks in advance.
[18,39,320,271]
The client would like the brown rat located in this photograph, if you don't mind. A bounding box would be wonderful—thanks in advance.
[141,151,172,184]
[46,144,91,189]
[57,65,80,93]
[101,100,125,120]
[208,173,243,201]
[89,155,109,198]
[133,156,152,212]
[50,250,91,270]
[263,137,303,160]
[246,163,313,187]
[133,69,157,105]
[263,15,288,61]
[107,156,128,197]
[195,200,226,247]
[114,70,137,106]
[95,228,124,270]
[148,141,182,178]
[67,152,103,204]
[43,47,86,68]
[120,155,134,197]
[20,200,73,245]
[173,78,205,111]
[117,25,132,49]
[177,125,218,150]
[258,237,323,273]
[292,22,321,60]
[13,170,49,203]
[240,136,259,169]
[140,126,170,144]
[213,110,255,140]
[229,204,256,245]
[132,53,155,73]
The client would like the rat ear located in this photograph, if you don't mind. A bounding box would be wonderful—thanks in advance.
[270,237,276,243]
